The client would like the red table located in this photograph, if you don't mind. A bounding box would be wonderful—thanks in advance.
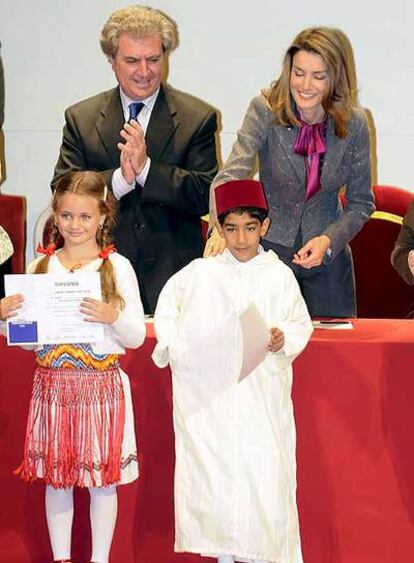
[1,319,414,563]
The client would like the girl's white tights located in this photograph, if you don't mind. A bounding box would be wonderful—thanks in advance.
[45,484,118,563]
[89,485,118,563]
[45,485,74,560]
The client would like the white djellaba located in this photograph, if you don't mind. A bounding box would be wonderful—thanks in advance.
[152,246,313,563]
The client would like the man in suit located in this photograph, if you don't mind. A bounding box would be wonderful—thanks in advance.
[0,40,5,184]
[0,42,4,129]
[52,6,218,313]
[0,43,12,298]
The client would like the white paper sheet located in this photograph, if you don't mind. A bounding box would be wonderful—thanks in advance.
[238,302,270,382]
[5,272,104,345]
[312,320,353,330]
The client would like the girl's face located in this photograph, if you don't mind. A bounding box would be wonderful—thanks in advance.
[55,193,105,250]
[290,49,329,123]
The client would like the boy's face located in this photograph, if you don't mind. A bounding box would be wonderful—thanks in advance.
[218,212,270,262]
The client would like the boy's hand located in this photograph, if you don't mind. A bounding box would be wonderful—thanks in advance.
[80,298,119,325]
[204,227,227,257]
[0,294,24,321]
[268,327,284,353]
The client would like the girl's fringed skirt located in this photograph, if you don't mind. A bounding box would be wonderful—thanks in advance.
[16,364,139,488]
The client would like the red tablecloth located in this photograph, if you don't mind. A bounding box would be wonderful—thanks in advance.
[1,319,414,563]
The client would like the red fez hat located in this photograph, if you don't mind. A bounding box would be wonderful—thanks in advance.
[215,179,268,216]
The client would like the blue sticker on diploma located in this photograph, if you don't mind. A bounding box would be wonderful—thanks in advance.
[8,321,38,344]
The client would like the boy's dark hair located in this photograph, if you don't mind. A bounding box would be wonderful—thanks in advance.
[217,206,269,226]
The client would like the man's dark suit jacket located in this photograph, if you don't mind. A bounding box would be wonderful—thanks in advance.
[392,201,414,285]
[52,83,218,312]
[0,41,4,128]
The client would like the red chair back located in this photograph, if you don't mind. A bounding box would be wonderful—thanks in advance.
[0,193,26,273]
[344,185,414,318]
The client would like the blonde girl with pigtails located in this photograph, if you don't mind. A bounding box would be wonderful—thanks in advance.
[0,170,146,563]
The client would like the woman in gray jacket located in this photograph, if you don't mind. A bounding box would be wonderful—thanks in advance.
[207,27,374,318]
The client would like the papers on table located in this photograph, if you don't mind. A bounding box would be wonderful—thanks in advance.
[239,302,270,381]
[5,272,104,345]
[312,320,353,330]
[173,302,271,416]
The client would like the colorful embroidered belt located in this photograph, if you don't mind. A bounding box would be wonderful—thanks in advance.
[36,343,119,371]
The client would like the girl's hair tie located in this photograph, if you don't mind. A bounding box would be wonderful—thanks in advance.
[36,243,57,256]
[98,244,117,259]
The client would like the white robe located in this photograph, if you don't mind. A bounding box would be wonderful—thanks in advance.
[152,248,313,563]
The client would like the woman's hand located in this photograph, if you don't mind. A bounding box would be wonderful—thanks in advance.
[80,298,119,324]
[0,294,24,321]
[203,227,227,257]
[408,249,414,276]
[292,235,331,269]
[268,327,285,353]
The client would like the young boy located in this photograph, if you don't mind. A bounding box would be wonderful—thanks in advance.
[152,179,313,563]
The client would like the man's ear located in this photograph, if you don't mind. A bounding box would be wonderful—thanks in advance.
[260,217,271,237]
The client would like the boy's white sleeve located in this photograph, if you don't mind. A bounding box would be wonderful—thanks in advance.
[270,268,313,370]
[109,257,146,349]
[151,264,190,368]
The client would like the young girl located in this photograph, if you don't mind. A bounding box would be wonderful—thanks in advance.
[0,171,146,563]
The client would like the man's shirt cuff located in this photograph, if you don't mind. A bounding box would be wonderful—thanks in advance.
[135,157,151,187]
[112,167,136,200]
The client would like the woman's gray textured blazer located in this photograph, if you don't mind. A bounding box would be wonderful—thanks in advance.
[211,94,375,260]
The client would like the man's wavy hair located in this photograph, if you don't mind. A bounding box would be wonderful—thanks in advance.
[100,5,179,59]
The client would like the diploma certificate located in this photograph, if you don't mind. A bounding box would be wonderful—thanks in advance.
[238,302,269,382]
[4,272,104,345]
